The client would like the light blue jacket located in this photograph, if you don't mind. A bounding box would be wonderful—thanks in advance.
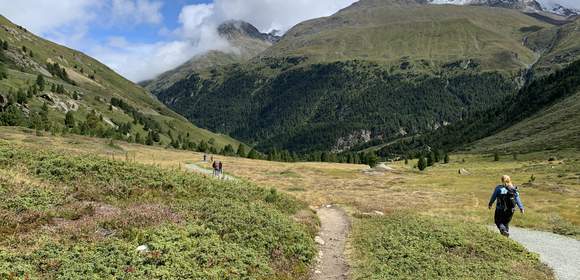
[488,185,524,211]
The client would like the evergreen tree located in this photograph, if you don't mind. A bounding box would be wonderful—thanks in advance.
[134,132,142,144]
[64,111,75,128]
[427,152,435,166]
[494,152,500,162]
[223,144,235,156]
[247,149,259,159]
[0,105,26,126]
[146,131,155,146]
[418,157,427,171]
[36,74,45,91]
[444,153,450,164]
[366,153,379,168]
[197,140,209,152]
[237,144,246,157]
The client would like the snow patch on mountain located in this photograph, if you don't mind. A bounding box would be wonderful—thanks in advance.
[428,0,578,16]
[538,0,580,16]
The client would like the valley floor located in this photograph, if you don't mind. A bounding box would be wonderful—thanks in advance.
[2,127,578,279]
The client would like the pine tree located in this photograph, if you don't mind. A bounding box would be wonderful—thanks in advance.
[418,157,427,171]
[197,140,208,152]
[36,75,45,91]
[427,152,435,166]
[494,152,500,162]
[64,111,75,128]
[134,132,142,144]
[247,149,259,159]
[146,131,155,146]
[367,153,379,168]
[237,144,246,157]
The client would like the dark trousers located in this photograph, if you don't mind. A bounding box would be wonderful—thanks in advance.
[494,209,514,233]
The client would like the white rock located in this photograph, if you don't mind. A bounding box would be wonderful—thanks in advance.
[136,245,149,253]
[374,211,385,216]
[315,236,325,245]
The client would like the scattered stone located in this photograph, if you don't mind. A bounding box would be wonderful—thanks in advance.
[136,245,149,253]
[95,228,114,237]
[314,270,322,274]
[373,211,385,216]
[315,236,325,246]
[459,168,471,175]
[326,204,332,208]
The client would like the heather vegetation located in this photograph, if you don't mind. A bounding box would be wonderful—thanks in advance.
[0,141,317,279]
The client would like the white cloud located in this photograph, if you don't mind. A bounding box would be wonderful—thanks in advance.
[0,0,101,34]
[0,0,358,82]
[95,0,358,82]
[212,0,358,33]
[111,0,164,25]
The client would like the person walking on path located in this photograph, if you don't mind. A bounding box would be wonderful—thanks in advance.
[218,161,223,179]
[203,153,207,162]
[212,161,218,177]
[489,175,525,237]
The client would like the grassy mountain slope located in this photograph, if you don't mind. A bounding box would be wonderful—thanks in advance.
[469,89,580,153]
[143,20,277,95]
[262,1,549,73]
[0,15,241,150]
[156,0,569,153]
[526,18,580,76]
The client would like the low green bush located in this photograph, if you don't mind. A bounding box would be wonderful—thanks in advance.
[351,213,553,280]
[0,142,316,279]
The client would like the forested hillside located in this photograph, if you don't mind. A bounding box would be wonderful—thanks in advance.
[159,60,514,153]
[377,59,580,158]
[155,0,579,154]
[0,15,241,152]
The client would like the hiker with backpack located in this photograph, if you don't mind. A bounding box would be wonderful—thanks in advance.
[212,161,218,176]
[218,161,223,179]
[488,175,525,237]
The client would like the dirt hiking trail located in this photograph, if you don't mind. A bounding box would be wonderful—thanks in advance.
[311,206,350,280]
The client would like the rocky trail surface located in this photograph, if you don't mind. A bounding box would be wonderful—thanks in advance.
[311,206,350,280]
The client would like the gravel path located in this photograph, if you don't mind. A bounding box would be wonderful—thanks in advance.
[311,206,350,280]
[499,227,580,280]
[184,163,236,181]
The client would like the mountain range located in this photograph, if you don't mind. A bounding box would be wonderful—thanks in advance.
[152,0,580,154]
[142,20,279,94]
[0,15,241,150]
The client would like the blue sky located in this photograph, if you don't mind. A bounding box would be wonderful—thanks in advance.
[1,0,577,82]
[0,0,357,81]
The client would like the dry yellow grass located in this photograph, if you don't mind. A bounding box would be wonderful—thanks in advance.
[2,127,578,237]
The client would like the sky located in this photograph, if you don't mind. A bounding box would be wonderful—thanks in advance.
[1,0,579,82]
[0,0,357,82]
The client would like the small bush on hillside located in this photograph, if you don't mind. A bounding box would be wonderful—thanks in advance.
[351,214,553,279]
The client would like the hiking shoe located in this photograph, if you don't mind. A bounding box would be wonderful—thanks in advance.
[500,230,510,237]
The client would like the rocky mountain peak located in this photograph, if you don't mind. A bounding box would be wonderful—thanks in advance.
[217,20,280,44]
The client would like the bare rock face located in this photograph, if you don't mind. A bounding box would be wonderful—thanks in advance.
[332,130,373,153]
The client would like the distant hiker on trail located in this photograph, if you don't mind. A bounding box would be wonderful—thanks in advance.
[203,153,207,162]
[488,175,525,237]
[218,161,223,178]
[212,161,218,176]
